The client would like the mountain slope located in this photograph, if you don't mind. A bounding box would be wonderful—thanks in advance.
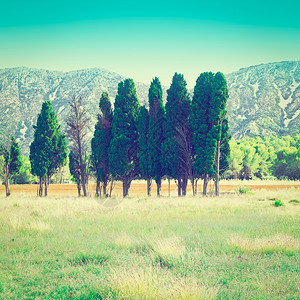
[0,62,299,154]
[226,61,300,138]
[0,67,150,153]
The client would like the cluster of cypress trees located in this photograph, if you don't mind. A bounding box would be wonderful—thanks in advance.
[91,72,231,197]
[27,71,230,197]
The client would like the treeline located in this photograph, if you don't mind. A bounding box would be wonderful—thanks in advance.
[0,72,230,197]
[227,135,300,180]
[1,73,299,198]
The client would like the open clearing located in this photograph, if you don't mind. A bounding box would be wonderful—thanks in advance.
[2,180,300,197]
[0,185,299,299]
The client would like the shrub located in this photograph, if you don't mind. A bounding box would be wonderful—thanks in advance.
[274,199,283,207]
[237,185,251,194]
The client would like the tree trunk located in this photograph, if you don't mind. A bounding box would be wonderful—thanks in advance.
[77,183,81,197]
[203,173,209,195]
[103,180,107,197]
[96,179,100,197]
[44,175,50,197]
[168,177,170,197]
[79,154,87,197]
[191,176,195,196]
[215,140,220,196]
[182,176,187,196]
[195,179,198,195]
[177,177,182,196]
[109,178,114,197]
[82,177,87,197]
[123,176,130,197]
[147,177,151,196]
[38,177,43,197]
[44,182,48,197]
[4,177,10,197]
[156,177,161,197]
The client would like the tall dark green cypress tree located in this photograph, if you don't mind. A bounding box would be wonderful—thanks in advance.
[91,92,113,197]
[109,79,140,197]
[0,136,22,196]
[148,77,165,196]
[162,73,191,196]
[192,72,230,195]
[30,101,67,196]
[191,72,214,195]
[210,72,230,195]
[137,105,151,196]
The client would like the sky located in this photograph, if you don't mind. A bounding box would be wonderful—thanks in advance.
[1,0,300,87]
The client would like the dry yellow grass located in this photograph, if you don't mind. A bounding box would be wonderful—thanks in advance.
[229,234,300,254]
[107,266,219,299]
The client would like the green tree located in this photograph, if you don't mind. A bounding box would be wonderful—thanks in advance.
[137,105,151,196]
[12,156,35,184]
[191,72,214,194]
[192,72,230,195]
[210,72,230,195]
[91,92,113,197]
[0,136,22,196]
[69,150,82,196]
[163,73,191,196]
[227,139,244,179]
[240,141,260,180]
[148,77,165,196]
[66,96,91,197]
[109,79,140,197]
[273,147,300,180]
[30,101,67,196]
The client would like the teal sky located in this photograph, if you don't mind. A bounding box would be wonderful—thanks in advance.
[1,0,300,87]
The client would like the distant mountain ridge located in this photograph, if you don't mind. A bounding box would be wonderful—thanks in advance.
[0,61,299,154]
[226,61,299,138]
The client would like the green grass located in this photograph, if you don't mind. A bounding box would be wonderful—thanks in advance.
[0,188,299,299]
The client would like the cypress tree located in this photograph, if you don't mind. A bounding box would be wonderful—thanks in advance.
[148,77,165,196]
[137,105,151,196]
[30,101,67,196]
[210,72,230,195]
[191,72,214,195]
[162,73,191,196]
[109,79,140,197]
[91,92,113,197]
[0,136,22,196]
[192,72,230,196]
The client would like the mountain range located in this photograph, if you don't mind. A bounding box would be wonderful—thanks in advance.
[0,61,299,154]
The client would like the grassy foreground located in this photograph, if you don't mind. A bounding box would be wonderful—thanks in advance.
[0,188,299,299]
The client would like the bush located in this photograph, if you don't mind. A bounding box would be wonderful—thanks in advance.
[237,185,251,194]
[273,199,284,207]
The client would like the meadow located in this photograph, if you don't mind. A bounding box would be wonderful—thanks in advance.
[0,184,299,299]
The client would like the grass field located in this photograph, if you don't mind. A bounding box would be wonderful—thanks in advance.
[0,185,299,299]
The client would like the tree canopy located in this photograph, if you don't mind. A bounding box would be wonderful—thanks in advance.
[30,101,67,196]
[109,79,140,197]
